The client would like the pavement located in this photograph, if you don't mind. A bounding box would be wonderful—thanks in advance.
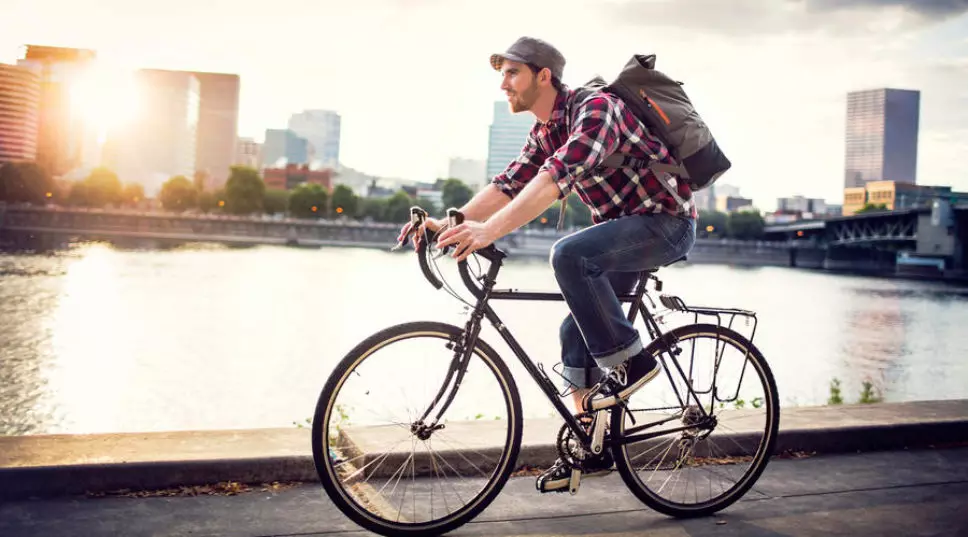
[1,446,966,536]
[2,400,967,500]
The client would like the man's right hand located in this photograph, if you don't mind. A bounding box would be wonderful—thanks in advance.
[397,216,446,249]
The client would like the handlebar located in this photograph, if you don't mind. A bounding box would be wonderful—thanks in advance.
[395,206,506,300]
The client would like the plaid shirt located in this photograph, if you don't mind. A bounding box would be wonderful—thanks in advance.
[491,86,696,223]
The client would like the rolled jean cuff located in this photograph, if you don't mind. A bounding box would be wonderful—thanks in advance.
[561,365,606,390]
[592,337,643,369]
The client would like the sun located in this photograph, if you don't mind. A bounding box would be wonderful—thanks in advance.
[69,65,141,140]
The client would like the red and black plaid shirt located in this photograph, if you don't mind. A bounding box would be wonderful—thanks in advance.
[491,86,697,223]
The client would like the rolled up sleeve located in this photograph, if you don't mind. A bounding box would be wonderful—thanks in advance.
[491,129,546,199]
[539,96,621,199]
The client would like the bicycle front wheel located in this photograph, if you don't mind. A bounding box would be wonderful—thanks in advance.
[611,323,780,518]
[311,321,523,537]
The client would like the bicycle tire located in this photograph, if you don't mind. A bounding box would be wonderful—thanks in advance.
[610,323,780,518]
[311,321,523,536]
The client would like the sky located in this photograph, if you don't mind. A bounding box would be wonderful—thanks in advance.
[1,0,967,211]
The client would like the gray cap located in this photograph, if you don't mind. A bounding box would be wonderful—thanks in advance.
[490,36,565,81]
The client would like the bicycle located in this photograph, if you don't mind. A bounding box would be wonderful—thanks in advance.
[311,207,780,536]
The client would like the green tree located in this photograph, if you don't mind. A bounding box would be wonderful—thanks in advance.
[263,188,290,215]
[159,175,198,212]
[289,183,329,219]
[0,161,55,204]
[440,178,474,210]
[121,183,145,208]
[416,196,440,216]
[331,184,359,217]
[67,181,90,206]
[198,191,218,213]
[698,210,728,238]
[726,211,765,240]
[360,197,388,222]
[84,167,123,207]
[385,190,414,223]
[856,203,888,214]
[224,165,265,215]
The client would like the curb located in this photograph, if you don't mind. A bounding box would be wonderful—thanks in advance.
[2,401,967,500]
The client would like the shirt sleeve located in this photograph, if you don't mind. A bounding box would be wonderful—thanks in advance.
[538,96,621,199]
[490,128,546,199]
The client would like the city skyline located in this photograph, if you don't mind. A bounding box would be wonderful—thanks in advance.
[1,0,967,211]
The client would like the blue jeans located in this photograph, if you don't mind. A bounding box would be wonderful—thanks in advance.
[550,212,697,389]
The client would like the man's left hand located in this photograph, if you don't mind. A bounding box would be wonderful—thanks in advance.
[435,221,499,262]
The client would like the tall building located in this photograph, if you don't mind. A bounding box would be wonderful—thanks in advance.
[188,72,239,189]
[844,88,920,189]
[0,63,41,163]
[777,195,826,216]
[288,110,340,167]
[486,101,535,180]
[448,157,487,190]
[262,129,310,167]
[16,45,97,176]
[103,70,200,195]
[235,137,261,169]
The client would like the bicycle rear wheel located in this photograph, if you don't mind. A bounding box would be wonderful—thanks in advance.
[610,323,779,518]
[311,321,522,537]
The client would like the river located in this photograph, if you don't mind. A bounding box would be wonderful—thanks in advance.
[2,241,967,436]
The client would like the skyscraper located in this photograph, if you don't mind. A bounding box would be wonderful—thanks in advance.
[486,101,535,180]
[287,110,341,167]
[188,72,239,190]
[844,88,920,189]
[0,63,41,163]
[16,45,97,176]
[262,129,310,167]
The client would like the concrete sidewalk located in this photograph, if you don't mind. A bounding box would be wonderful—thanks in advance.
[1,400,967,499]
[1,447,966,536]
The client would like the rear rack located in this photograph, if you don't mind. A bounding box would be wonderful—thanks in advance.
[658,294,759,344]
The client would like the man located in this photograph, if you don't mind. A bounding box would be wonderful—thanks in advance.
[399,36,697,492]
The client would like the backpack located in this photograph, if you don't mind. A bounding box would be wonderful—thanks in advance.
[555,54,730,229]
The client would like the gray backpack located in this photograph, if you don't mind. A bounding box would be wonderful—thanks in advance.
[557,54,731,229]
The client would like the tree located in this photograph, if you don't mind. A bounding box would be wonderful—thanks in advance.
[289,183,329,219]
[440,178,474,210]
[331,184,359,217]
[224,165,265,215]
[121,183,145,208]
[198,191,218,213]
[84,167,123,207]
[698,210,728,238]
[263,189,290,215]
[856,203,888,214]
[159,175,198,212]
[385,190,414,223]
[0,161,55,204]
[360,197,388,222]
[726,211,765,240]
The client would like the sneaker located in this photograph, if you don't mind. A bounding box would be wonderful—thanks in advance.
[587,351,662,410]
[535,451,614,493]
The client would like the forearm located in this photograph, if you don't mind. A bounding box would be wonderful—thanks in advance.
[484,171,560,239]
[456,183,512,222]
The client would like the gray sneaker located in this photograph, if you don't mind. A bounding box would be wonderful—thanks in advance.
[535,451,614,493]
[586,352,662,411]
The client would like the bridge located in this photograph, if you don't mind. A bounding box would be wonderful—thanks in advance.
[762,203,968,275]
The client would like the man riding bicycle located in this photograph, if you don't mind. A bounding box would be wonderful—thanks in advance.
[397,36,697,493]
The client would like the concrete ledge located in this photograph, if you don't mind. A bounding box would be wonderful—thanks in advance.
[2,400,966,500]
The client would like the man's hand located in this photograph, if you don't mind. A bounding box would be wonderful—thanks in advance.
[436,221,499,262]
[396,217,445,250]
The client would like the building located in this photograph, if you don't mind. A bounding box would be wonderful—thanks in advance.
[262,163,333,191]
[235,137,261,169]
[185,72,239,190]
[843,180,968,216]
[0,63,41,163]
[262,129,311,168]
[716,196,754,213]
[486,101,535,180]
[448,157,486,190]
[16,45,98,176]
[288,110,340,167]
[777,196,827,216]
[844,88,920,189]
[103,69,200,196]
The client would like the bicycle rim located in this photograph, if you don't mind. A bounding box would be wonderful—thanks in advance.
[611,323,779,518]
[311,321,522,536]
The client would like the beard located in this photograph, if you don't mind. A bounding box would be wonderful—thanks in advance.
[508,79,539,113]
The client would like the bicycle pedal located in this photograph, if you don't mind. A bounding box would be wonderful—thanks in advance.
[568,468,582,495]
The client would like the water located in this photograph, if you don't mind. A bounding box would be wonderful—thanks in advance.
[2,241,967,436]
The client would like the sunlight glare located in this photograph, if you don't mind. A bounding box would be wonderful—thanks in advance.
[70,66,141,138]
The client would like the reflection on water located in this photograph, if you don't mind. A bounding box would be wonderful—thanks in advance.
[1,241,967,436]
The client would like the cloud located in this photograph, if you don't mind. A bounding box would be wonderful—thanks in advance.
[808,0,968,19]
